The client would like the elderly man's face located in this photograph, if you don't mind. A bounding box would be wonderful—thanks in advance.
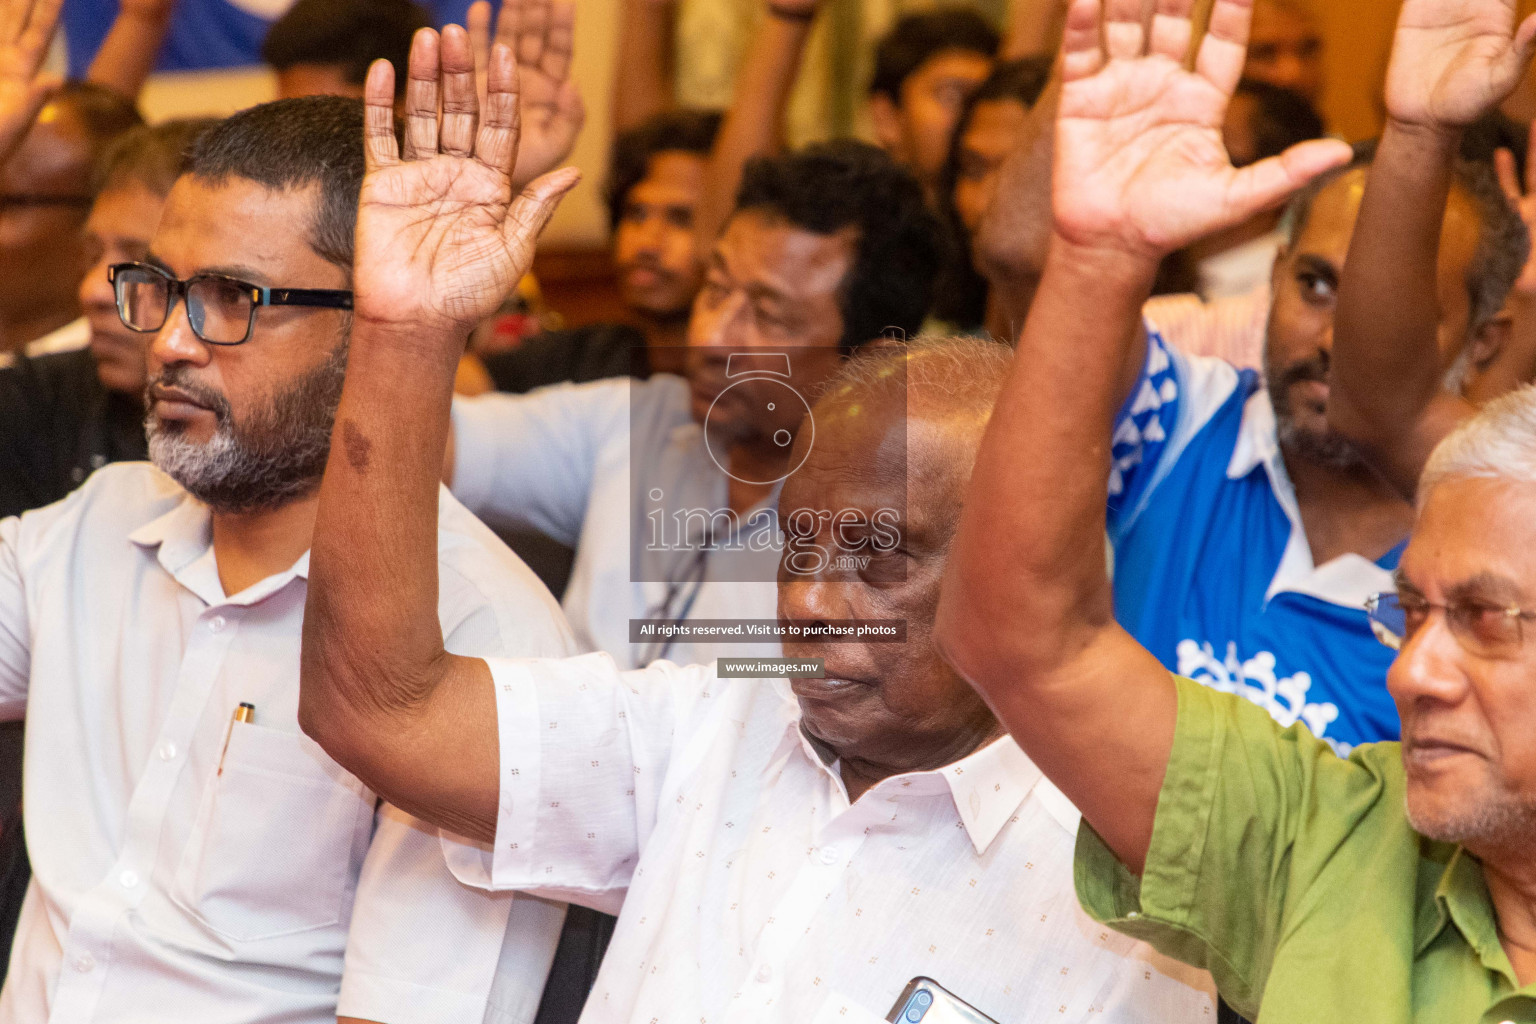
[142,175,352,513]
[776,393,999,779]
[1391,476,1536,854]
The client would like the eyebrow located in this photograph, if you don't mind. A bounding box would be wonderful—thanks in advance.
[1445,571,1528,606]
[138,254,272,286]
[1292,253,1339,284]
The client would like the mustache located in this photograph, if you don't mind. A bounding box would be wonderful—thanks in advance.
[1272,349,1330,392]
[146,367,233,425]
[618,253,676,279]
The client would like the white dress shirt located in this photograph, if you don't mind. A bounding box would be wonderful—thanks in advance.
[0,463,575,1024]
[444,654,1217,1024]
[452,374,780,669]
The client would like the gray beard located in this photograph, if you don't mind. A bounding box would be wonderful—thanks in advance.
[1407,789,1536,852]
[146,343,347,515]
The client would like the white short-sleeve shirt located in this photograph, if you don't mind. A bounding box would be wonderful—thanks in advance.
[446,653,1217,1024]
[0,463,575,1024]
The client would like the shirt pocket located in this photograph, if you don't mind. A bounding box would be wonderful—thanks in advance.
[171,720,372,943]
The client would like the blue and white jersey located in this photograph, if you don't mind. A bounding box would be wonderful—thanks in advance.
[1107,327,1403,754]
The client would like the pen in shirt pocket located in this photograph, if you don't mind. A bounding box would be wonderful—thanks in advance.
[216,703,255,776]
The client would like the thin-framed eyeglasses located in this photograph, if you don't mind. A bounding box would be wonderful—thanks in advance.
[108,261,353,346]
[1364,590,1536,658]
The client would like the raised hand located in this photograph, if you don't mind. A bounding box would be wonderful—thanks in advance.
[352,26,580,345]
[467,0,584,188]
[1385,0,1536,131]
[1052,0,1350,259]
[0,0,62,163]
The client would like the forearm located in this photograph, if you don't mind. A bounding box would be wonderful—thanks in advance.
[1330,118,1462,481]
[86,2,173,100]
[694,11,814,251]
[937,237,1176,870]
[301,322,499,840]
[611,0,676,134]
[1002,0,1067,59]
[974,69,1060,321]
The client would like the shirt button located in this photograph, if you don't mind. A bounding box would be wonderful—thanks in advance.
[208,615,227,633]
[119,870,139,889]
[818,847,840,866]
[158,742,177,761]
[72,953,94,973]
[755,965,772,984]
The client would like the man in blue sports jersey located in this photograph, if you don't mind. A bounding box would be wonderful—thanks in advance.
[1109,142,1526,753]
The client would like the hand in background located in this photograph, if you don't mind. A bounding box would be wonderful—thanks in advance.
[0,0,61,164]
[1052,0,1351,260]
[467,0,585,189]
[1385,0,1536,132]
[352,26,579,348]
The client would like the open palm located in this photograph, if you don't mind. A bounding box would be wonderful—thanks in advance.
[1053,0,1350,259]
[353,26,578,343]
[467,0,584,188]
[0,0,61,164]
[1385,0,1536,129]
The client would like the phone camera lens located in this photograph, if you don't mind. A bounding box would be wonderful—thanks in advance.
[915,993,933,1007]
[905,991,933,1022]
[904,1008,924,1022]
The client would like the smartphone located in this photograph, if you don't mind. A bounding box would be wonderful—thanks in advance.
[885,977,1001,1024]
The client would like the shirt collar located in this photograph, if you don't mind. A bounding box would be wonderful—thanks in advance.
[128,490,310,607]
[1227,389,1396,609]
[1417,846,1522,988]
[788,710,1058,857]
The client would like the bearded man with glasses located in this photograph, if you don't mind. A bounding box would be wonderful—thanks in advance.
[0,28,591,1022]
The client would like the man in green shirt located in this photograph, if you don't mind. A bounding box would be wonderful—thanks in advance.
[934,0,1536,1020]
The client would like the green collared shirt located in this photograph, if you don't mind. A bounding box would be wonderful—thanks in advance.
[1074,676,1536,1023]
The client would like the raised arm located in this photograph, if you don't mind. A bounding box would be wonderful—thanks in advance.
[0,0,61,166]
[692,0,823,253]
[298,25,578,843]
[1002,0,1068,59]
[610,0,677,135]
[86,0,174,101]
[935,0,1350,874]
[1330,0,1536,499]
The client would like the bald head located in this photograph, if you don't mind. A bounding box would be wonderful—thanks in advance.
[776,336,1013,783]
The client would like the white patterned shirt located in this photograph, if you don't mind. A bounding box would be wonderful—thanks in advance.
[443,654,1217,1024]
[0,463,575,1024]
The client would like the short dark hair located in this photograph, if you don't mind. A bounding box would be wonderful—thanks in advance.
[261,0,431,99]
[734,141,942,351]
[869,8,1000,101]
[43,81,144,193]
[1286,139,1530,331]
[1231,79,1324,166]
[186,96,369,274]
[96,117,220,197]
[605,109,723,231]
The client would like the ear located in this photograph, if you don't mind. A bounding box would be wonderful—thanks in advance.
[867,94,904,154]
[1467,311,1513,372]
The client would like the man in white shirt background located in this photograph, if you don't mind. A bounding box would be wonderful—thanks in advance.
[0,76,583,1024]
[446,139,943,670]
[295,34,1217,1021]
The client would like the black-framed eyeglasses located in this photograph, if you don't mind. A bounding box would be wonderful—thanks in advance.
[1365,590,1536,658]
[108,261,353,346]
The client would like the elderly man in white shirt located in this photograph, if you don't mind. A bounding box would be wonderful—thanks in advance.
[298,39,1216,1021]
[445,138,942,669]
[0,90,580,1024]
